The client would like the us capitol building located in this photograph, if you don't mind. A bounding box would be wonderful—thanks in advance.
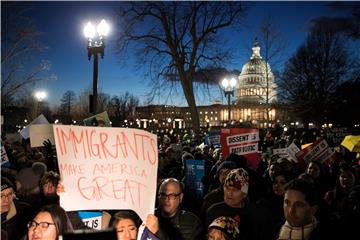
[136,39,287,129]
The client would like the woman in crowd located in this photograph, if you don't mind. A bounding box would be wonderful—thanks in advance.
[112,210,160,240]
[324,165,358,212]
[25,204,72,240]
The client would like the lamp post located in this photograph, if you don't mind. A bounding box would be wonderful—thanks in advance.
[34,91,47,116]
[221,77,237,122]
[83,19,110,114]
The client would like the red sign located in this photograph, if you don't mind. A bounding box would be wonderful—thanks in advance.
[220,128,260,170]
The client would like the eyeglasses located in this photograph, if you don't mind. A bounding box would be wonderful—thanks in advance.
[1,192,14,201]
[27,220,55,230]
[159,192,181,200]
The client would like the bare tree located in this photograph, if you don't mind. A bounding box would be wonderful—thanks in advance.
[257,15,287,123]
[279,20,353,126]
[1,2,56,107]
[116,1,246,138]
[108,92,139,126]
[60,91,77,115]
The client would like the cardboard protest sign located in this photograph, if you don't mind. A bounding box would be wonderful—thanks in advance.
[53,125,158,221]
[20,114,49,139]
[220,128,259,170]
[184,159,205,198]
[29,124,55,147]
[83,111,111,127]
[295,139,335,165]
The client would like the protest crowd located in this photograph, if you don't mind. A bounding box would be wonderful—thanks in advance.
[1,118,360,240]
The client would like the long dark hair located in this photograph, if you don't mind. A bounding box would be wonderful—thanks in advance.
[29,204,72,239]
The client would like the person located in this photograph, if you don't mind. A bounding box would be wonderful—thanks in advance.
[324,166,357,212]
[206,168,254,240]
[155,178,204,240]
[112,210,161,240]
[200,161,237,221]
[207,216,240,240]
[25,204,73,240]
[1,176,33,240]
[38,171,61,207]
[277,178,331,240]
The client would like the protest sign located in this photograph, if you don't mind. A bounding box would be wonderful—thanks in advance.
[184,159,205,198]
[78,211,102,230]
[296,139,335,165]
[53,125,158,221]
[1,145,10,167]
[29,124,55,147]
[20,114,49,139]
[325,127,348,147]
[83,111,111,127]
[286,142,300,162]
[220,128,259,170]
[208,130,221,147]
[273,148,288,158]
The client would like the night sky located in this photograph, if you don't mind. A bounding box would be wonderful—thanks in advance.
[2,1,352,107]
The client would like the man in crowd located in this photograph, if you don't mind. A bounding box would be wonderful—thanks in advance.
[1,177,33,239]
[277,178,331,240]
[155,178,204,240]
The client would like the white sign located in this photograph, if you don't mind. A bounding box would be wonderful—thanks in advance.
[226,132,259,146]
[1,146,9,165]
[229,143,258,155]
[287,142,300,162]
[29,124,55,147]
[20,114,49,139]
[54,125,158,221]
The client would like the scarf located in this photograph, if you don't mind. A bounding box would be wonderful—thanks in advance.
[278,218,317,240]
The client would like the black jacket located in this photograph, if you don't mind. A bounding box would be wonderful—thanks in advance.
[155,208,204,240]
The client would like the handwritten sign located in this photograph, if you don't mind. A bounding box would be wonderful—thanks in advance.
[29,124,55,147]
[220,128,259,170]
[53,125,158,221]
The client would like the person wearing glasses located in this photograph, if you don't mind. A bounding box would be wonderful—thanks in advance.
[155,178,204,240]
[1,176,33,240]
[26,204,72,240]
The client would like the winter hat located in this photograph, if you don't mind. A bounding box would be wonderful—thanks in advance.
[224,168,249,194]
[1,177,15,191]
[217,161,237,174]
[208,216,240,240]
[32,161,47,176]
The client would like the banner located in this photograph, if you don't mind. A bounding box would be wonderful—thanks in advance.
[295,139,335,165]
[53,125,158,221]
[29,124,55,147]
[220,128,259,170]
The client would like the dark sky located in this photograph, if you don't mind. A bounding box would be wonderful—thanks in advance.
[2,1,353,107]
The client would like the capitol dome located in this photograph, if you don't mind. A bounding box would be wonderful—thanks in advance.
[236,39,277,104]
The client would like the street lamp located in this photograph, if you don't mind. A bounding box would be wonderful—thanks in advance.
[221,77,237,122]
[34,91,47,115]
[84,19,110,114]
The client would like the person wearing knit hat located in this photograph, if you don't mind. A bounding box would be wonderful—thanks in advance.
[208,216,240,240]
[1,176,33,240]
[206,168,254,239]
[224,168,249,202]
